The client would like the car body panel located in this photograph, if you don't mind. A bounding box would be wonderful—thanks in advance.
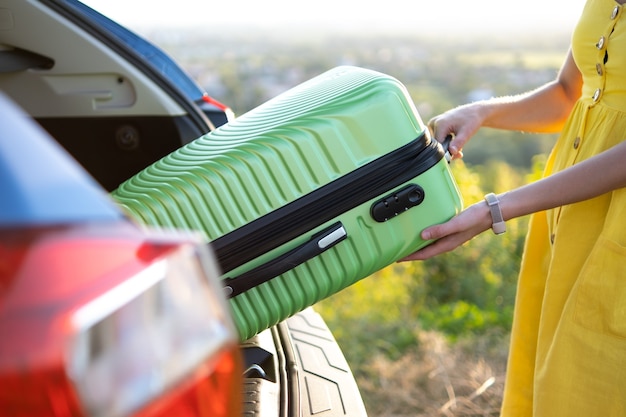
[0,93,121,225]
[0,0,232,191]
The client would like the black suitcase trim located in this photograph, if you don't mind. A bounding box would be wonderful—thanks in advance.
[222,222,347,297]
[211,132,444,274]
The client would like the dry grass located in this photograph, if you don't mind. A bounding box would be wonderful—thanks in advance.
[356,331,509,417]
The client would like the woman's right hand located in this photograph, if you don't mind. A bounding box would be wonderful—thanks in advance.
[428,48,581,160]
[428,102,486,160]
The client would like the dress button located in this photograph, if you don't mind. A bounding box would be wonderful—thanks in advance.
[596,63,603,76]
[612,5,619,19]
[593,88,601,101]
[573,136,580,149]
[596,36,605,50]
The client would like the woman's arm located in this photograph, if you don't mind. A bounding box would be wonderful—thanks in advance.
[402,139,626,261]
[430,49,583,158]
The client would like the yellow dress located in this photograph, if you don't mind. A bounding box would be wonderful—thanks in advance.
[500,0,626,415]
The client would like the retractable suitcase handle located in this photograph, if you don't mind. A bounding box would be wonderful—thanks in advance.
[441,135,453,163]
[222,222,347,298]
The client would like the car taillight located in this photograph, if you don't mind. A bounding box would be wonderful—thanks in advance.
[0,223,242,417]
[201,94,229,111]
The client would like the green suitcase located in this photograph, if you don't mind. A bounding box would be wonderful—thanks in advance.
[112,66,463,341]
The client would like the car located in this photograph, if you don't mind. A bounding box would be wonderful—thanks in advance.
[0,0,233,192]
[0,93,243,417]
[0,1,368,416]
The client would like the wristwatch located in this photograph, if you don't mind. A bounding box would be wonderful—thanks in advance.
[484,193,506,235]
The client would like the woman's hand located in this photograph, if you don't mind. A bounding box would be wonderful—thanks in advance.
[402,138,626,262]
[428,103,485,160]
[400,200,493,261]
[428,49,582,161]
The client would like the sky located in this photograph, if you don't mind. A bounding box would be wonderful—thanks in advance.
[83,0,588,36]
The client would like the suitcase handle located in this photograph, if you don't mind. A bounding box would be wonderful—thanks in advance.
[441,135,453,163]
[222,222,347,298]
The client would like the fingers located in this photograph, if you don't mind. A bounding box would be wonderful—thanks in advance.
[428,117,464,159]
[419,222,448,241]
[399,218,465,262]
[400,236,459,261]
[448,146,464,161]
[399,201,493,262]
[427,116,452,142]
[427,105,482,160]
[400,226,477,262]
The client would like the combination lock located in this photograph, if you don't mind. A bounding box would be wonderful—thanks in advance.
[370,184,425,222]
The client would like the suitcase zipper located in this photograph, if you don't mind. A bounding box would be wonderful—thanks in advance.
[212,132,443,274]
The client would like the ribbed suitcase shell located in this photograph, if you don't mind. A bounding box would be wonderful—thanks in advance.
[112,66,463,340]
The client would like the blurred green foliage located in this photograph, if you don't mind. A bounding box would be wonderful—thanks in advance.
[315,155,548,363]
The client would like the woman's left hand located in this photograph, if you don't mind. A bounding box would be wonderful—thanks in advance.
[400,200,493,261]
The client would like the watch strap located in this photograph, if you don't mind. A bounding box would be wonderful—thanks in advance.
[484,193,506,235]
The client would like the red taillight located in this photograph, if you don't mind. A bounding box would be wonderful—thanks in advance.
[134,348,241,417]
[201,94,229,111]
[0,223,242,417]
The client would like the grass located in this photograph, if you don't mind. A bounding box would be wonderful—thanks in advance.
[350,330,510,417]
